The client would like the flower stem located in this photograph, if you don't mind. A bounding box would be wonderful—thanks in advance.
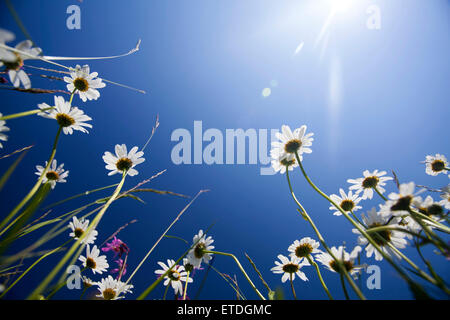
[289,274,297,300]
[0,107,54,121]
[306,255,333,300]
[339,273,350,300]
[374,187,388,201]
[0,126,62,234]
[285,168,366,300]
[183,271,190,300]
[27,172,127,300]
[204,250,266,300]
[294,153,425,291]
[162,281,170,300]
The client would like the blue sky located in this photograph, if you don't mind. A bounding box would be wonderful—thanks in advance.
[0,0,449,300]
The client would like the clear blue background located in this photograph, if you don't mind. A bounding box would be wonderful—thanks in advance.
[0,0,449,300]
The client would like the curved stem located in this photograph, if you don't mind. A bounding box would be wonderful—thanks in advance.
[204,250,266,300]
[294,153,424,292]
[285,168,366,300]
[306,255,333,300]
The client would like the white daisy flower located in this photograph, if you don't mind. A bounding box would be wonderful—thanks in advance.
[0,40,42,89]
[38,96,92,135]
[393,215,422,240]
[183,258,195,273]
[379,182,422,217]
[95,275,133,300]
[315,246,363,277]
[271,154,298,174]
[154,259,193,296]
[102,144,145,177]
[79,245,109,275]
[68,216,98,245]
[352,208,407,261]
[64,64,106,102]
[271,254,308,283]
[270,125,314,162]
[187,229,215,268]
[329,188,362,216]
[347,170,393,200]
[288,237,321,263]
[34,159,69,189]
[81,276,96,289]
[0,113,10,149]
[423,154,449,177]
[413,196,445,219]
[440,186,450,210]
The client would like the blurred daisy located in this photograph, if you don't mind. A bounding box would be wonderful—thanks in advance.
[38,96,92,135]
[380,182,421,217]
[329,188,362,216]
[352,208,407,261]
[0,40,42,89]
[288,237,321,263]
[0,113,10,149]
[35,159,69,189]
[102,144,145,177]
[271,254,308,283]
[0,28,15,43]
[423,154,448,177]
[315,246,363,277]
[154,259,192,296]
[393,215,422,240]
[440,186,450,210]
[95,275,133,300]
[413,195,445,219]
[347,170,393,200]
[79,245,109,275]
[68,216,98,244]
[82,276,96,289]
[271,154,298,174]
[64,64,106,102]
[270,125,314,162]
[187,229,215,268]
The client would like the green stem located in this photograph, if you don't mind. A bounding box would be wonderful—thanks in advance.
[306,255,333,300]
[183,271,190,300]
[285,168,366,300]
[0,107,54,121]
[162,281,170,300]
[0,126,62,233]
[124,190,207,288]
[204,250,266,300]
[289,274,297,300]
[374,187,388,201]
[27,172,127,300]
[294,153,424,293]
[340,273,350,300]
